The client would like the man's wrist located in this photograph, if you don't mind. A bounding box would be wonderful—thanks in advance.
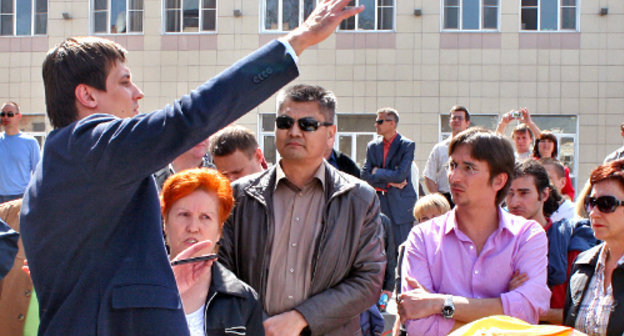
[289,309,308,331]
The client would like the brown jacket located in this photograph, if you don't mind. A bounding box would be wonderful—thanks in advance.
[0,199,33,336]
[219,162,386,336]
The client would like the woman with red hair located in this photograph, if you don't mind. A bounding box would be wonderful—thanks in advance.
[564,159,624,335]
[161,168,264,336]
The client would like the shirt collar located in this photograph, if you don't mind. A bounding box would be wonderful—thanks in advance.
[275,160,326,191]
[384,133,398,146]
[444,207,518,236]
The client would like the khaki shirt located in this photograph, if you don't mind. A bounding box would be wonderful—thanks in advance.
[264,162,325,316]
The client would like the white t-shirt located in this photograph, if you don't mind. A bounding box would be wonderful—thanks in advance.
[551,199,575,224]
[185,304,206,336]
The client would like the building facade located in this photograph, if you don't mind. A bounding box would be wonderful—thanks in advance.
[1,0,623,187]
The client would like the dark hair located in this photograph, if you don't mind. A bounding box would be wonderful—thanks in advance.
[276,84,336,123]
[449,127,515,206]
[209,125,259,158]
[450,105,470,122]
[1,101,20,113]
[538,157,565,179]
[532,131,558,158]
[42,37,127,129]
[590,158,624,191]
[512,124,534,140]
[376,107,400,124]
[513,160,562,218]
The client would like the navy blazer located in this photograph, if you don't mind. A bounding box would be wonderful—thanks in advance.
[361,133,416,225]
[21,40,298,335]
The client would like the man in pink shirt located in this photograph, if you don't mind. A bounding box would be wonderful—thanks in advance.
[397,128,551,336]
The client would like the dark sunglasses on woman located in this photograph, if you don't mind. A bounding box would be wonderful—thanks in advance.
[0,112,16,118]
[275,115,333,132]
[585,195,624,213]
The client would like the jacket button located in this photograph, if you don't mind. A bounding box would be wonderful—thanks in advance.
[24,289,31,297]
[18,314,25,320]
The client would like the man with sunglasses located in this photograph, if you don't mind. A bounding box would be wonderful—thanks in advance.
[219,84,385,336]
[20,1,365,335]
[0,102,40,203]
[362,107,416,246]
[397,128,551,336]
[423,105,471,207]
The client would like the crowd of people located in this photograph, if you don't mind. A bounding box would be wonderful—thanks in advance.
[0,0,623,335]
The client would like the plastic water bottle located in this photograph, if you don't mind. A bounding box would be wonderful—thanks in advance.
[377,293,389,312]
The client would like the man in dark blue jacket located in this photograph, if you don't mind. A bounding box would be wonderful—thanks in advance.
[20,1,363,335]
[362,108,417,245]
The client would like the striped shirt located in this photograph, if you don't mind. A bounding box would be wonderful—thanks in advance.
[574,245,624,336]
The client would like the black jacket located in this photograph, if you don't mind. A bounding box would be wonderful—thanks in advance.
[219,161,386,336]
[564,243,624,336]
[203,261,265,335]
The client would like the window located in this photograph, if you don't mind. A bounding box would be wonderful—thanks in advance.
[521,0,577,31]
[339,0,394,31]
[165,0,216,33]
[263,0,316,32]
[0,0,47,36]
[259,113,376,167]
[92,0,143,34]
[440,114,579,189]
[442,0,498,31]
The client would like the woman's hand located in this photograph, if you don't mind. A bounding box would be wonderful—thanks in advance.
[171,240,216,295]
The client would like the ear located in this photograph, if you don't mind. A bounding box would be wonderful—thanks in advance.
[254,147,264,163]
[491,172,508,192]
[74,84,99,110]
[540,186,550,201]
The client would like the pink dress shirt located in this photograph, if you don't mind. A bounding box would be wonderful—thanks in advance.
[402,208,551,336]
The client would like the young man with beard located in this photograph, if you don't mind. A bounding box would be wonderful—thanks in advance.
[506,160,597,324]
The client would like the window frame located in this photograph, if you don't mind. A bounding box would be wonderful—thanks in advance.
[162,0,218,35]
[519,0,580,32]
[261,0,316,33]
[90,0,144,35]
[440,0,500,32]
[337,0,395,32]
[0,0,47,36]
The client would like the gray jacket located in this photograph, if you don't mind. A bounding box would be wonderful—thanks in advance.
[219,161,386,336]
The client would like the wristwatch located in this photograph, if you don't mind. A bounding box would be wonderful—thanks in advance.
[441,295,455,319]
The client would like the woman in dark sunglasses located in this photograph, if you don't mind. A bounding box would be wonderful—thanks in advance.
[564,158,624,335]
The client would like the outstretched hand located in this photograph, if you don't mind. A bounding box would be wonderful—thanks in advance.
[285,0,365,55]
[171,240,216,295]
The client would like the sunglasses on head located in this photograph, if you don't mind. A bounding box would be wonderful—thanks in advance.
[275,115,333,132]
[0,112,16,118]
[375,119,394,125]
[585,195,624,214]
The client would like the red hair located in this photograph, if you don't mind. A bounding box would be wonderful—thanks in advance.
[160,168,234,226]
[590,158,624,191]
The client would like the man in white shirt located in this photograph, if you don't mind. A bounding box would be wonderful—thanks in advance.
[423,105,470,206]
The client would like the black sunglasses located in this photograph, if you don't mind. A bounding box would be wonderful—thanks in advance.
[585,195,624,214]
[0,112,16,118]
[275,115,333,132]
[375,119,394,125]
